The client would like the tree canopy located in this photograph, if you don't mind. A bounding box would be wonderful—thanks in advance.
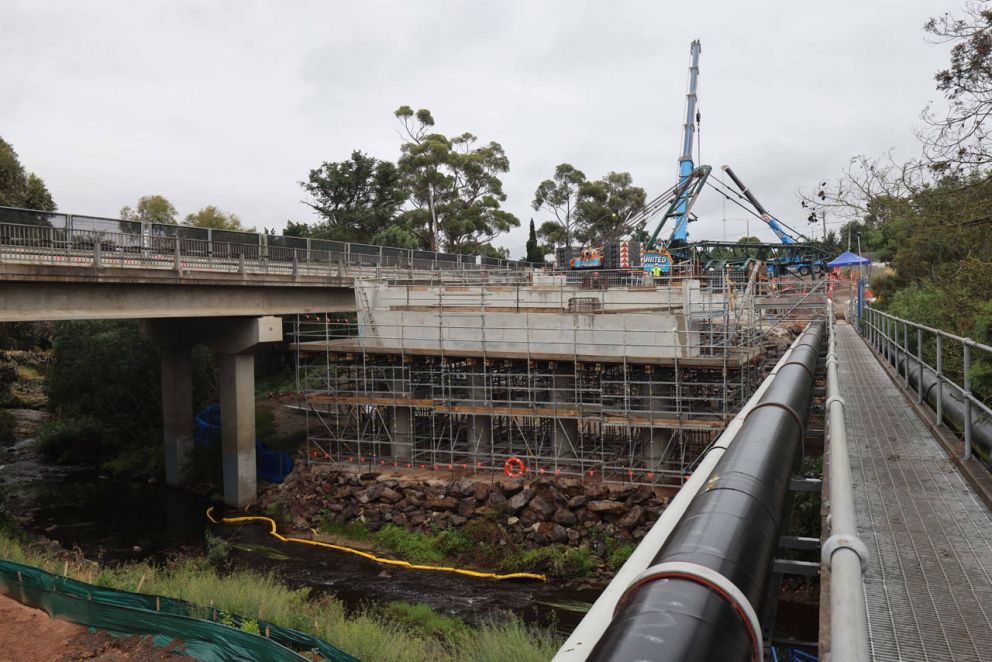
[120,195,178,224]
[394,105,519,253]
[575,171,646,245]
[0,136,56,211]
[184,205,253,232]
[532,163,586,249]
[296,150,408,245]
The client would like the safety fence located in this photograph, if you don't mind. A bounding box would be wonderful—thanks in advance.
[0,559,358,662]
[860,306,992,464]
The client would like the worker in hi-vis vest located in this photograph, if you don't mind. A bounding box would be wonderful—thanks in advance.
[650,264,662,281]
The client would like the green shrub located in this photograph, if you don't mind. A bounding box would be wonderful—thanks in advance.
[36,415,105,464]
[205,530,231,567]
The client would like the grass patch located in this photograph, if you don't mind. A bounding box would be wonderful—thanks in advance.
[0,528,560,661]
[318,518,372,542]
[380,601,470,640]
[500,544,596,579]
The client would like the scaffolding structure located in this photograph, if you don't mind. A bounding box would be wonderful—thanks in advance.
[293,269,827,486]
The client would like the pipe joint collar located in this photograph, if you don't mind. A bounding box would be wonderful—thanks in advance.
[822,534,870,574]
[618,561,763,662]
[826,395,846,410]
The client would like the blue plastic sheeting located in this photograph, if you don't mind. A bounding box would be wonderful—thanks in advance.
[194,405,294,483]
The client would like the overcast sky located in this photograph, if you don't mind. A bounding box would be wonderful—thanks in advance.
[1,0,958,257]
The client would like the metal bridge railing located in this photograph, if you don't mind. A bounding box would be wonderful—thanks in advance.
[0,205,541,282]
[859,305,992,461]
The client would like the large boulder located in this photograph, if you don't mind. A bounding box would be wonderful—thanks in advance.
[507,488,533,512]
[587,500,626,516]
[527,495,555,521]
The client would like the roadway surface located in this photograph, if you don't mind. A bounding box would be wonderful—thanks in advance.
[837,322,992,661]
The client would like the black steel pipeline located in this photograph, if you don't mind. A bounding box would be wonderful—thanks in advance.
[588,323,825,662]
[889,349,992,466]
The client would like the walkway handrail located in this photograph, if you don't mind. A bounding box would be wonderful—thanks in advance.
[860,305,992,461]
[824,301,870,662]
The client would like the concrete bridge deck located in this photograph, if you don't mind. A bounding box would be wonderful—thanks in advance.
[837,322,992,661]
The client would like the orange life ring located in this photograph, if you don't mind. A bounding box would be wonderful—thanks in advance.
[504,456,525,478]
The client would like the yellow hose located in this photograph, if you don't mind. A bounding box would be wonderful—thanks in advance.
[206,507,546,582]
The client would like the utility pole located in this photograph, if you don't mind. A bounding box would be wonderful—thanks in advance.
[822,210,827,240]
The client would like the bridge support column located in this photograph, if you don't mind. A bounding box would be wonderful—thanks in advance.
[467,370,492,456]
[161,346,194,487]
[219,353,256,508]
[552,371,578,459]
[389,407,413,462]
[641,427,674,471]
[388,374,413,462]
[142,316,281,508]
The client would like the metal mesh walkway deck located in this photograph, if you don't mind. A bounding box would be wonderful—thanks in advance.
[836,322,992,661]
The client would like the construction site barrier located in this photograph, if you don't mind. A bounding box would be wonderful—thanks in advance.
[206,507,547,582]
[0,559,358,662]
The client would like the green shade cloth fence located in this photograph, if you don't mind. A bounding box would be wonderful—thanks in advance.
[0,559,359,662]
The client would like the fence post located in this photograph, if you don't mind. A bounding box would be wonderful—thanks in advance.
[174,237,181,271]
[916,327,924,404]
[963,343,973,461]
[935,334,944,427]
[292,250,299,278]
[93,240,102,268]
[903,322,910,388]
[239,253,246,275]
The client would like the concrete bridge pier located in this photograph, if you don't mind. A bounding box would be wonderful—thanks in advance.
[388,375,413,462]
[552,370,579,458]
[142,316,282,508]
[467,370,492,456]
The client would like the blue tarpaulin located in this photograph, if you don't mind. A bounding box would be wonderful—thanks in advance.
[195,405,294,483]
[827,250,871,268]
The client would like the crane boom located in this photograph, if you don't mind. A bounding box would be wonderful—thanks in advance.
[671,39,702,244]
[721,164,805,244]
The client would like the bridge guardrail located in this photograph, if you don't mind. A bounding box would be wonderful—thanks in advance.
[860,306,992,463]
[0,205,542,282]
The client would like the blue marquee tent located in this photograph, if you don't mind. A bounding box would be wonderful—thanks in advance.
[827,250,871,268]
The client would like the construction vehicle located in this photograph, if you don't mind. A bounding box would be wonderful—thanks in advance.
[720,164,828,277]
[569,248,603,269]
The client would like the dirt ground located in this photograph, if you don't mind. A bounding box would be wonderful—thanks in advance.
[0,593,181,661]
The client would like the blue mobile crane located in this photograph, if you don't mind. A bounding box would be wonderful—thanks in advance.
[720,164,826,277]
[633,39,711,273]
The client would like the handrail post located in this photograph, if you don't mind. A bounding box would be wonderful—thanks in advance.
[903,322,910,388]
[963,343,973,460]
[94,240,102,268]
[174,236,181,271]
[917,327,924,404]
[935,334,944,427]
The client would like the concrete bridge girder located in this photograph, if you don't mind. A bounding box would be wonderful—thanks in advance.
[141,316,283,508]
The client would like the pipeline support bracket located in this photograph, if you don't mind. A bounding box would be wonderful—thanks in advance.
[821,533,870,574]
[618,561,764,662]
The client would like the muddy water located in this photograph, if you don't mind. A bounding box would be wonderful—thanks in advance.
[0,430,597,635]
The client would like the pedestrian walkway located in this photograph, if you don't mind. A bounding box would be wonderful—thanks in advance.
[836,322,992,661]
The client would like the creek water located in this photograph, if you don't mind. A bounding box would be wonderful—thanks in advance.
[0,432,597,636]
